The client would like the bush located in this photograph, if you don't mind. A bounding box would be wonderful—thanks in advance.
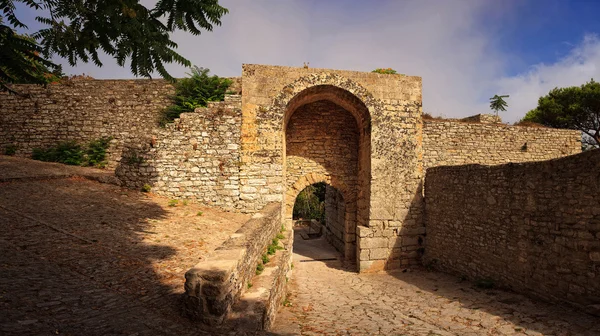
[32,141,84,165]
[85,137,112,167]
[31,137,111,167]
[160,66,233,126]
[372,68,399,75]
[4,145,17,155]
[141,184,152,192]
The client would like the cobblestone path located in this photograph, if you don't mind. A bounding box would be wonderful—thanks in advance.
[0,157,250,335]
[271,234,600,336]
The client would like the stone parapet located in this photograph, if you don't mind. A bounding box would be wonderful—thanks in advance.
[182,203,282,325]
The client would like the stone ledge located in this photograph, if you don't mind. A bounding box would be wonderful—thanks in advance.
[182,202,282,325]
[226,228,293,331]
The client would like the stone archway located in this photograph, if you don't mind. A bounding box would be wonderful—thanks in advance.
[273,74,377,263]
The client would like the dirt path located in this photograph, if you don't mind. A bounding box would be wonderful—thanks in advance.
[271,232,600,336]
[0,156,250,335]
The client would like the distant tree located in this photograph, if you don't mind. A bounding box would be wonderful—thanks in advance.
[489,94,509,117]
[0,0,228,92]
[521,80,600,148]
[292,182,327,222]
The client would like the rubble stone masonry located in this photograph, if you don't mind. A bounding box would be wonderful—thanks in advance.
[423,119,581,169]
[0,80,174,167]
[424,149,600,314]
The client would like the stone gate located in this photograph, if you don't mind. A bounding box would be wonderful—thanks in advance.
[237,65,424,271]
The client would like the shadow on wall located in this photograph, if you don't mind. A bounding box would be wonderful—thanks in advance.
[115,140,160,191]
[382,181,426,269]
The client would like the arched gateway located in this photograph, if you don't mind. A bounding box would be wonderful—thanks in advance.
[280,82,373,262]
[238,65,424,272]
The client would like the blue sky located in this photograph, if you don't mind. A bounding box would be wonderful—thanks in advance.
[13,0,600,122]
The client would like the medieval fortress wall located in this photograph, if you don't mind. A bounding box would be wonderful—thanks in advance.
[1,64,597,313]
[0,79,175,167]
[424,149,600,314]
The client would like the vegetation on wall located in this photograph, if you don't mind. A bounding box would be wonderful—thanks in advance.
[292,182,327,222]
[160,66,232,125]
[521,79,600,149]
[372,68,399,75]
[0,0,228,92]
[31,137,112,167]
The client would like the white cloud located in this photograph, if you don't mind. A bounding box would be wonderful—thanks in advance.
[493,34,600,122]
[47,0,600,123]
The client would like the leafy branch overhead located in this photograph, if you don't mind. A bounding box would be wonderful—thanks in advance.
[0,0,229,92]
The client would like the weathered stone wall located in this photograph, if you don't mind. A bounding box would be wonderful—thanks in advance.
[0,80,174,167]
[115,96,242,209]
[182,202,282,325]
[423,119,581,169]
[424,149,600,314]
[325,185,346,253]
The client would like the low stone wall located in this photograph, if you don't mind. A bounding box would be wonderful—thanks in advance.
[423,119,581,169]
[182,202,282,325]
[226,227,293,331]
[424,149,600,314]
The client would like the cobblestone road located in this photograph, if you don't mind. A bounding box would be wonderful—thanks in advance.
[0,156,250,335]
[271,234,600,336]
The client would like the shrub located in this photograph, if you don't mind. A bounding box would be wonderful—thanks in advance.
[4,145,17,155]
[372,68,398,75]
[256,263,265,275]
[84,137,112,167]
[168,199,179,207]
[32,141,84,165]
[196,211,203,216]
[160,66,233,126]
[31,137,111,167]
[262,254,270,264]
[141,184,152,192]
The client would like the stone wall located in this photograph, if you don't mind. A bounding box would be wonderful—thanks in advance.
[423,149,600,314]
[324,185,346,253]
[115,95,243,209]
[423,119,581,169]
[182,202,282,325]
[0,80,174,167]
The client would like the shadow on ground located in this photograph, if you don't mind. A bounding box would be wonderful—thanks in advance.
[0,156,261,335]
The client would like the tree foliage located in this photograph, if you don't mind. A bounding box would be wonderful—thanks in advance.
[0,17,62,93]
[293,182,327,222]
[161,66,232,125]
[522,80,600,148]
[489,94,509,117]
[0,0,228,92]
